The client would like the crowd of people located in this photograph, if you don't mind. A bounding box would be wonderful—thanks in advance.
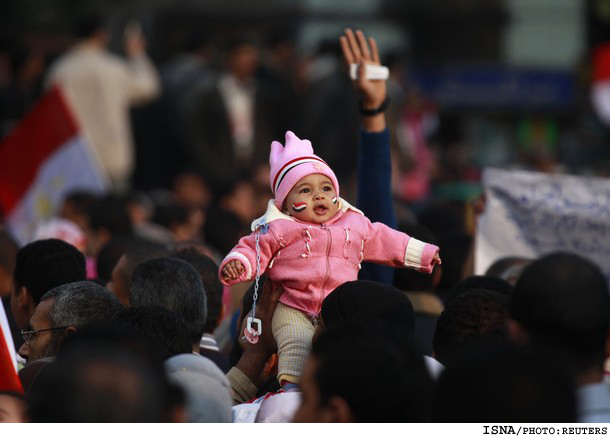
[1,11,610,424]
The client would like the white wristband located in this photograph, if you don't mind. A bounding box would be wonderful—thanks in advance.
[349,64,390,80]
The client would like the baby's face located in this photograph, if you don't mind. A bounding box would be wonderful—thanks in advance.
[284,174,339,224]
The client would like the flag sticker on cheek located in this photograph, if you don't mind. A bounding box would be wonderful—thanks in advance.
[332,197,337,204]
[292,202,307,212]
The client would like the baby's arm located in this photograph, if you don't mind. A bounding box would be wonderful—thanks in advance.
[363,220,440,273]
[218,229,280,286]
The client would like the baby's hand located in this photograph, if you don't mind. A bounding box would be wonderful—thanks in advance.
[432,251,442,266]
[222,260,245,280]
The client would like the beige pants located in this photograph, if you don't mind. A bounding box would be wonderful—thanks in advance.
[272,303,316,384]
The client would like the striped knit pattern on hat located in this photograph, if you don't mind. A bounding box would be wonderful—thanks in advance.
[269,131,339,209]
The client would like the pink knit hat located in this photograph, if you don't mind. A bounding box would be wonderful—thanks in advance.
[269,131,339,208]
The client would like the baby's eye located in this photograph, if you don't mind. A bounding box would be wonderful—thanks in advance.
[323,186,332,191]
[300,188,310,194]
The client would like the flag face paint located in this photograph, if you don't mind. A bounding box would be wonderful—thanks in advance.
[292,202,307,212]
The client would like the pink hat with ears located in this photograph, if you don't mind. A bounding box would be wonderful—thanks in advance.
[269,131,339,208]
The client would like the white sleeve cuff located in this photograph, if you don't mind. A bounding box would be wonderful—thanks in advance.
[404,238,425,269]
[225,252,253,280]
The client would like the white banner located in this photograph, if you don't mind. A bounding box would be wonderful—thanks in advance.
[475,168,610,279]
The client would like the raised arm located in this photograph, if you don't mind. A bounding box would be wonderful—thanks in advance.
[341,28,396,284]
[340,29,387,132]
[123,23,160,103]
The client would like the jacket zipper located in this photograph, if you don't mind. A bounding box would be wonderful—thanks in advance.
[318,223,332,314]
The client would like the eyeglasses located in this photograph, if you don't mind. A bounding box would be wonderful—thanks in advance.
[20,327,68,346]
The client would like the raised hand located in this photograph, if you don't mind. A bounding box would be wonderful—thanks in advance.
[339,28,387,110]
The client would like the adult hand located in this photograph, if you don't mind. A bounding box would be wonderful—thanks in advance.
[340,28,387,110]
[235,277,282,387]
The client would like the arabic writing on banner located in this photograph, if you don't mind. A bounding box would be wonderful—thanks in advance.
[475,168,610,280]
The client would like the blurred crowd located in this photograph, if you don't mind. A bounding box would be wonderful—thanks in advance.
[1,8,610,425]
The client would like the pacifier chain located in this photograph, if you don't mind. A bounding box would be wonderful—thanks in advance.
[244,224,267,344]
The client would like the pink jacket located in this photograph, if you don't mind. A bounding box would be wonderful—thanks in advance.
[219,199,439,317]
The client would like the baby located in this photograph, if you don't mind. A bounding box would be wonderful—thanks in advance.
[220,131,440,384]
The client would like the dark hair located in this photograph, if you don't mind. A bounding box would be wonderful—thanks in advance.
[112,306,193,361]
[0,229,18,273]
[152,204,190,230]
[116,243,170,298]
[130,257,207,344]
[321,280,415,334]
[172,248,223,333]
[312,322,433,422]
[62,190,99,216]
[88,195,133,236]
[432,344,576,422]
[433,289,509,366]
[510,252,610,373]
[14,239,86,304]
[96,236,155,285]
[28,325,182,422]
[444,275,513,305]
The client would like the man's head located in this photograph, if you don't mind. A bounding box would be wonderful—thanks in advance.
[111,306,193,362]
[27,327,185,423]
[85,195,133,256]
[109,243,170,306]
[12,239,86,328]
[18,281,121,363]
[172,248,223,334]
[293,323,433,422]
[225,37,259,82]
[130,257,207,347]
[320,280,415,334]
[433,289,509,366]
[59,190,99,231]
[97,236,153,286]
[509,252,610,381]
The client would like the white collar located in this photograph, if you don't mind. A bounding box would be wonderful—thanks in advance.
[250,198,363,231]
